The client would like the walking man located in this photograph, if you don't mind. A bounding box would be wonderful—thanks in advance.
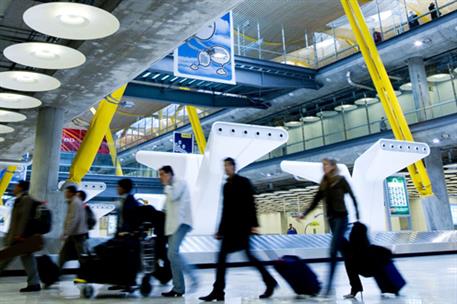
[200,158,277,301]
[159,165,196,297]
[0,181,41,292]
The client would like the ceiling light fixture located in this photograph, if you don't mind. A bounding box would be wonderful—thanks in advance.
[300,116,320,123]
[335,104,357,112]
[354,97,379,105]
[23,2,120,40]
[0,93,42,109]
[0,110,27,123]
[399,82,412,91]
[284,121,303,128]
[0,71,60,92]
[4,42,86,69]
[427,73,452,83]
[414,40,423,47]
[0,124,14,134]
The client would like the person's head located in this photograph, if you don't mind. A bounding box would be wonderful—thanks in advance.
[76,190,87,202]
[322,158,338,176]
[289,224,293,228]
[429,2,435,8]
[64,185,77,200]
[224,157,236,177]
[158,165,174,186]
[13,180,29,197]
[117,178,133,195]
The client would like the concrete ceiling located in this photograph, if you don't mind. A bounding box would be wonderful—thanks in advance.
[0,0,245,160]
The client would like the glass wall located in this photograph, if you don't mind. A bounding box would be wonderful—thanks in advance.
[233,0,457,68]
[263,73,457,160]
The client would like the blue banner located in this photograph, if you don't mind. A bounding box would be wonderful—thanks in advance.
[174,12,236,84]
[173,132,194,154]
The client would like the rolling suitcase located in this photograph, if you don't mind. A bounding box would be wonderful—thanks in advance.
[0,234,43,260]
[273,255,321,296]
[36,255,60,286]
[374,261,406,295]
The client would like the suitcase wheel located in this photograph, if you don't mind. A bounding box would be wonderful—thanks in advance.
[140,282,152,297]
[81,285,95,299]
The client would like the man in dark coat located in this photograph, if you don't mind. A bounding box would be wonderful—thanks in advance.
[199,158,277,302]
[116,178,141,235]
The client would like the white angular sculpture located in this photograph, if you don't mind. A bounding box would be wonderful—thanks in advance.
[136,122,289,235]
[281,139,430,231]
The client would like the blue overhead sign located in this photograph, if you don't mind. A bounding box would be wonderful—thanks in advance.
[173,132,194,154]
[174,12,236,84]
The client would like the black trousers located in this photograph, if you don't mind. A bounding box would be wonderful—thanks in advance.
[213,239,274,292]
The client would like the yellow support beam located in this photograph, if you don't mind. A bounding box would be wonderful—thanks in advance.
[68,85,127,184]
[105,128,123,176]
[186,105,206,154]
[0,165,16,205]
[341,0,432,196]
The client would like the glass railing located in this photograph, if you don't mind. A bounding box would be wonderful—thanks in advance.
[260,97,457,161]
[234,0,457,68]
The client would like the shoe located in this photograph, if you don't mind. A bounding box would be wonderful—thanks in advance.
[343,290,362,299]
[20,285,41,292]
[259,279,278,299]
[199,290,225,301]
[162,290,183,297]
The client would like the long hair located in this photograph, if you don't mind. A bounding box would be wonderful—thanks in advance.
[319,158,340,190]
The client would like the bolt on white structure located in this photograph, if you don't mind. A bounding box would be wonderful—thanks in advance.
[281,139,430,231]
[136,122,289,235]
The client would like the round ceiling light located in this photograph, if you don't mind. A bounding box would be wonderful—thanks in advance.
[23,3,120,40]
[0,124,14,134]
[354,97,379,105]
[0,110,26,122]
[0,137,5,143]
[0,93,42,109]
[427,73,452,83]
[0,71,60,92]
[284,121,303,128]
[4,42,86,69]
[316,110,338,118]
[300,116,320,123]
[335,104,357,112]
[399,82,412,91]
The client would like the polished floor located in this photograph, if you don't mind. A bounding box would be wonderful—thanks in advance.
[0,255,455,303]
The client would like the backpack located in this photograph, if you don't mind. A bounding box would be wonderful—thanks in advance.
[29,200,52,235]
[84,204,97,230]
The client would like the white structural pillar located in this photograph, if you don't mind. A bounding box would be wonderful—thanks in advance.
[421,148,454,230]
[30,107,65,238]
[136,122,289,235]
[281,139,430,231]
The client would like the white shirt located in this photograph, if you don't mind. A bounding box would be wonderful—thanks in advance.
[164,178,193,236]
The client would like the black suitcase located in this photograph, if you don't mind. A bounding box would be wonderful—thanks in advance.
[374,261,406,295]
[273,255,321,296]
[36,255,59,286]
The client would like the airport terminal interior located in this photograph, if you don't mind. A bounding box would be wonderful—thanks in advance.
[0,0,456,303]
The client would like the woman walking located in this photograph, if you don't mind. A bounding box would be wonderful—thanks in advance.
[300,158,359,297]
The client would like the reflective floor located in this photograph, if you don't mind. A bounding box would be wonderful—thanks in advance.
[0,255,455,303]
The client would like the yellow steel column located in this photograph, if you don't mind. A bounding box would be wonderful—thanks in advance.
[186,105,206,154]
[0,165,16,205]
[341,0,432,196]
[105,128,123,176]
[68,85,127,184]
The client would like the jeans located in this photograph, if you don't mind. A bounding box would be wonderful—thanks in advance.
[326,216,348,293]
[167,224,194,293]
[0,254,40,286]
[58,234,88,271]
[213,239,275,292]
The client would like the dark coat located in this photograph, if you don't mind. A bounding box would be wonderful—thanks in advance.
[217,174,259,252]
[117,194,141,234]
[346,222,392,277]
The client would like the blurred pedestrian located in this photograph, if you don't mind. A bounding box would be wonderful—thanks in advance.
[199,158,277,302]
[287,224,298,235]
[158,165,196,297]
[300,158,359,296]
[429,2,440,20]
[379,117,387,132]
[116,178,141,235]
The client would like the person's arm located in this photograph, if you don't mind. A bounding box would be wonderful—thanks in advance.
[302,189,323,218]
[245,179,259,229]
[164,180,186,202]
[342,178,360,220]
